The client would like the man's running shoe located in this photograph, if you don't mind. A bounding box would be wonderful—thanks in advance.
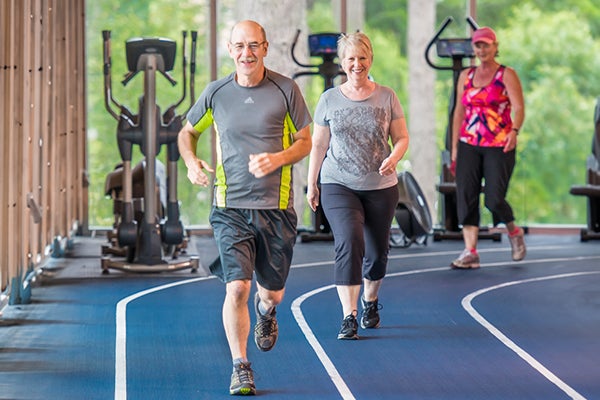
[509,227,526,261]
[360,297,382,329]
[451,249,480,269]
[337,312,359,340]
[230,361,256,396]
[253,292,278,352]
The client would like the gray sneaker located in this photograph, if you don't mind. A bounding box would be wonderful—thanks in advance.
[451,249,480,269]
[509,228,526,261]
[230,361,256,396]
[253,292,278,352]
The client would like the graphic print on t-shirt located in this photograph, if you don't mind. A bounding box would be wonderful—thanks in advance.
[331,105,389,176]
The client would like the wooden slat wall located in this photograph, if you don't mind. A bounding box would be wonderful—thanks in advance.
[0,0,87,304]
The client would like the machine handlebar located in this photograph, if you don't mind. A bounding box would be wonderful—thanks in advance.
[102,30,120,120]
[424,16,479,72]
[291,29,318,69]
[101,30,197,122]
[290,29,344,90]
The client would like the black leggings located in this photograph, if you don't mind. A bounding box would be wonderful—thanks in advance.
[456,142,516,227]
[321,183,399,286]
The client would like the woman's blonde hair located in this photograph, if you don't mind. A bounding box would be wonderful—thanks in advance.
[337,32,373,60]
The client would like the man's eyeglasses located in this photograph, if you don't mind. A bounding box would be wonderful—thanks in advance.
[230,41,266,53]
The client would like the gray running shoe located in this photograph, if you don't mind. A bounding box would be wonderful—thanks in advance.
[253,292,278,352]
[451,249,480,269]
[230,361,256,396]
[337,313,359,340]
[509,228,526,261]
[360,297,382,329]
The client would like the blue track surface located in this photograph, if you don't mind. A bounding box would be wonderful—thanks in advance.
[0,233,599,399]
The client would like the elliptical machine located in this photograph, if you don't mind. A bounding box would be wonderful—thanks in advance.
[100,30,199,273]
[291,30,345,242]
[425,16,502,242]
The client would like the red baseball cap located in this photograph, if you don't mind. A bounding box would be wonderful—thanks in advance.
[472,27,497,44]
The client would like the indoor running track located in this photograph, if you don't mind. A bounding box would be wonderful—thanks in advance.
[0,232,599,400]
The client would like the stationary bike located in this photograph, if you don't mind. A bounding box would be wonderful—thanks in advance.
[570,97,600,241]
[100,30,199,273]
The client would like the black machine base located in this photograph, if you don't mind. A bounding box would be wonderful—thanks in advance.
[101,255,199,274]
[579,228,600,242]
[298,230,334,243]
[433,227,502,242]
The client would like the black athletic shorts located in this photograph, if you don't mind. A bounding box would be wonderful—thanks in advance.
[209,207,297,291]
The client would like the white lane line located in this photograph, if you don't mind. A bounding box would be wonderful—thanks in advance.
[291,255,600,400]
[291,285,356,400]
[114,276,213,400]
[290,244,579,270]
[462,271,600,400]
[288,266,455,400]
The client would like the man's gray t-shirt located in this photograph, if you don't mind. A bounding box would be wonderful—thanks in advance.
[314,84,404,190]
[186,69,312,209]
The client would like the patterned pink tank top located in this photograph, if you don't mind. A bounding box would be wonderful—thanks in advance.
[459,65,513,147]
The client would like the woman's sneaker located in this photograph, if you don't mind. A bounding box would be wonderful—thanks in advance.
[451,249,480,269]
[230,361,256,396]
[360,297,382,329]
[508,228,526,261]
[337,312,358,340]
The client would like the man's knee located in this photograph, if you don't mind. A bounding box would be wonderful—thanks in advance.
[256,283,285,307]
[226,280,252,305]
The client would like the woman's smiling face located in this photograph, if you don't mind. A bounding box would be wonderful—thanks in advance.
[340,47,372,82]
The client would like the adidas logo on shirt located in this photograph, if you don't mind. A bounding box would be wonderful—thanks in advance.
[244,97,254,104]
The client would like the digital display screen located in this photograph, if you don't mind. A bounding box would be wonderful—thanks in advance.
[308,33,340,57]
[436,38,474,58]
[125,37,177,72]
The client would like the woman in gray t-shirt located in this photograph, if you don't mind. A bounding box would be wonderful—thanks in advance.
[307,32,410,340]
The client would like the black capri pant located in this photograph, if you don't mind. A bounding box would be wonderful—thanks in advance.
[320,183,399,286]
[456,142,516,227]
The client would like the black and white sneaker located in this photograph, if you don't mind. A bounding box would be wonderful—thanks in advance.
[337,312,359,340]
[360,297,382,329]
